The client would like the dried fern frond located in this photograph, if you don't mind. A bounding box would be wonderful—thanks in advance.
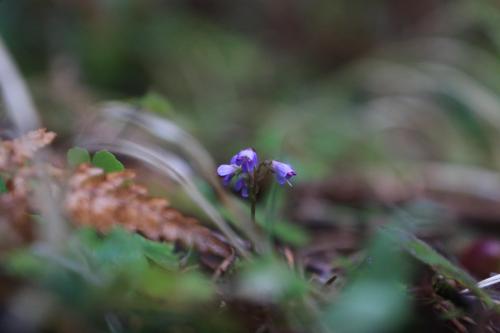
[0,129,233,259]
[65,164,233,258]
[0,129,56,245]
[0,170,32,244]
[0,128,56,171]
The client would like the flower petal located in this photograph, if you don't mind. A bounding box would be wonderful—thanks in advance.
[237,148,256,161]
[275,174,287,185]
[223,174,234,186]
[230,154,238,165]
[241,186,249,198]
[217,164,237,177]
[271,160,296,185]
[233,177,250,198]
[235,148,259,173]
[234,177,245,191]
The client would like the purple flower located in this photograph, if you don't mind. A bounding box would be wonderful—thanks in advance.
[234,177,249,198]
[217,164,239,185]
[217,148,259,198]
[217,164,238,177]
[232,148,259,173]
[271,160,297,185]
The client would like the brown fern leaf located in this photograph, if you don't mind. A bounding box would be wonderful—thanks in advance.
[0,128,56,171]
[66,164,232,258]
[0,129,56,245]
[0,169,33,245]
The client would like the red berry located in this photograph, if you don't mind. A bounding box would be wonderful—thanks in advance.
[460,238,500,279]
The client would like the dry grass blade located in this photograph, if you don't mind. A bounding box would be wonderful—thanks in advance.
[101,102,221,189]
[0,37,41,133]
[477,274,500,290]
[462,274,500,296]
[0,37,67,248]
[419,62,500,130]
[81,138,250,258]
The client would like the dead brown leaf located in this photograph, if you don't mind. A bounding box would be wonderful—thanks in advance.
[0,128,56,171]
[65,164,233,258]
[0,129,56,245]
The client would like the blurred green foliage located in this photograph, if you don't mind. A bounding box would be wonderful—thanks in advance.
[323,231,412,333]
[386,226,497,308]
[92,150,125,173]
[238,256,309,302]
[67,147,124,172]
[0,177,7,193]
[5,227,233,331]
[67,146,91,167]
[1,0,500,332]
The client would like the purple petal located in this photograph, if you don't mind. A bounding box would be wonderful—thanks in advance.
[234,177,245,191]
[275,174,287,185]
[223,174,234,186]
[237,148,256,161]
[241,186,249,198]
[234,148,259,173]
[234,177,250,198]
[249,153,259,171]
[271,160,296,185]
[217,164,237,177]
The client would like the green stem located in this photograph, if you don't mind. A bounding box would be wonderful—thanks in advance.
[264,180,278,252]
[251,197,256,222]
[250,170,257,222]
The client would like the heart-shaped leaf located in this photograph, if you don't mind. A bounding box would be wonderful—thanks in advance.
[67,147,91,167]
[92,150,124,173]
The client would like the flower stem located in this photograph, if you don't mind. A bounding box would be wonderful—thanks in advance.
[264,180,278,252]
[251,198,256,222]
[250,170,257,222]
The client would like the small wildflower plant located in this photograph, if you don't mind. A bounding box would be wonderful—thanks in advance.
[217,148,296,220]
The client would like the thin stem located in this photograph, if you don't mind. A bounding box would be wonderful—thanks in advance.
[251,198,256,222]
[250,169,257,222]
[264,180,279,252]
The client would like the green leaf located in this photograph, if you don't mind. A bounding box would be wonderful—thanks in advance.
[255,214,310,246]
[325,280,409,333]
[139,238,179,270]
[92,150,124,173]
[139,268,214,303]
[75,227,178,276]
[238,256,308,302]
[324,230,412,333]
[0,177,7,193]
[81,228,149,277]
[267,220,310,246]
[67,147,91,167]
[139,92,173,116]
[4,249,46,276]
[384,226,497,308]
